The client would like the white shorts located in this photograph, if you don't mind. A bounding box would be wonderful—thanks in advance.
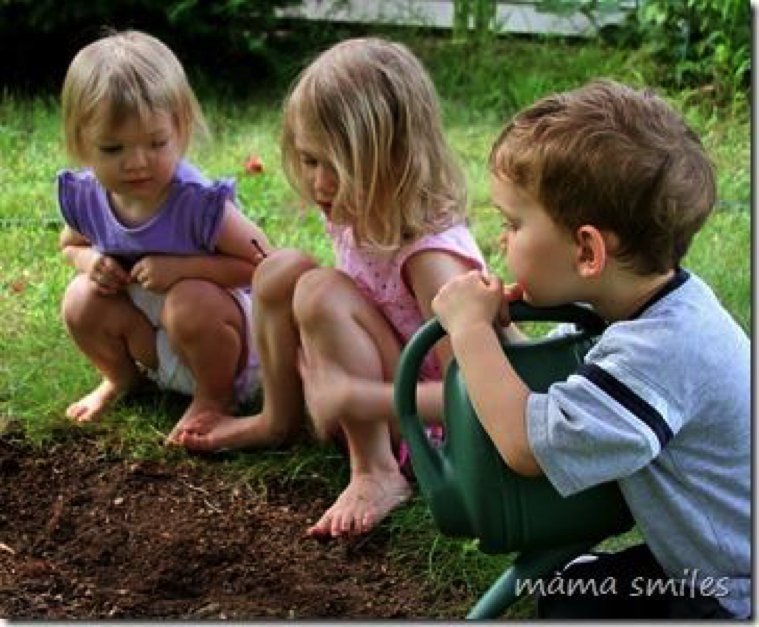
[127,284,260,405]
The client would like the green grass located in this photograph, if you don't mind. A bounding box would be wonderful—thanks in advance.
[0,34,750,619]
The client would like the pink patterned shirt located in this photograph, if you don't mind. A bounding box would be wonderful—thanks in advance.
[327,220,486,380]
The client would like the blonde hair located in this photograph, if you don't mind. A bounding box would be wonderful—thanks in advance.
[490,80,715,275]
[281,37,466,250]
[61,29,207,164]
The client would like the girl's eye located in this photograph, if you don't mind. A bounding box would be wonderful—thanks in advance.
[501,218,517,231]
[151,139,168,149]
[99,145,121,154]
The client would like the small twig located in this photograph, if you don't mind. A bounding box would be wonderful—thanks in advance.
[178,479,223,513]
[202,498,223,514]
[251,238,268,258]
[179,478,210,496]
[0,541,16,555]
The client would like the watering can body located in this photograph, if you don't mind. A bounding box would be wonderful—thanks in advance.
[394,301,633,555]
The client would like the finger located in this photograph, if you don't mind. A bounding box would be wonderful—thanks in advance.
[503,282,524,302]
[497,299,511,326]
[483,273,503,293]
[111,266,130,284]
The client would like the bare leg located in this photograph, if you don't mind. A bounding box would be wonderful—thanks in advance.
[61,274,157,422]
[177,250,318,451]
[161,279,249,444]
[293,269,411,538]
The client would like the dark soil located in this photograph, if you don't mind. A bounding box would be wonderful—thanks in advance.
[0,429,471,620]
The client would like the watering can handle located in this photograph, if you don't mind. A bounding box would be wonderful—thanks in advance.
[508,300,606,332]
[393,300,606,480]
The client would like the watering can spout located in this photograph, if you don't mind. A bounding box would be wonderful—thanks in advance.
[394,318,470,535]
[404,423,469,534]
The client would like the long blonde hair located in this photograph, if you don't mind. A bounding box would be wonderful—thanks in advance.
[281,37,466,250]
[61,29,207,164]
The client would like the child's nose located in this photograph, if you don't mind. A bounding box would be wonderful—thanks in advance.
[314,164,336,194]
[124,147,148,170]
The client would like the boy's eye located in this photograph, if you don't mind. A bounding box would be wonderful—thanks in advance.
[501,218,518,231]
[151,139,168,149]
[300,155,317,168]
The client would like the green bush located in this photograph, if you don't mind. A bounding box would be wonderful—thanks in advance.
[636,0,750,103]
[532,0,749,104]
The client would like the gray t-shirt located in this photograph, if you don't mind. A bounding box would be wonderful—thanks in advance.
[526,269,751,617]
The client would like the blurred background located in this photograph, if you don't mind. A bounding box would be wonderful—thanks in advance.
[0,0,750,108]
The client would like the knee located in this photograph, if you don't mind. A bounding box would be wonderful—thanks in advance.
[60,274,102,330]
[162,279,234,341]
[253,248,317,307]
[292,267,349,329]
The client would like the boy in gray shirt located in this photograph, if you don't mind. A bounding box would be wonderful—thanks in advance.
[432,80,750,618]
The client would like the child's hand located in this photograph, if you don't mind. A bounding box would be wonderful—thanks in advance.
[130,256,181,293]
[496,282,524,327]
[432,270,504,336]
[88,253,130,295]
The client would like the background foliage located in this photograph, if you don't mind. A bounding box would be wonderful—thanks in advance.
[634,0,751,104]
[0,0,751,104]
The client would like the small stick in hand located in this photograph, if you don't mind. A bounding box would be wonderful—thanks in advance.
[251,238,268,259]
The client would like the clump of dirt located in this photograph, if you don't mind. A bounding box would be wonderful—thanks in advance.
[0,430,471,619]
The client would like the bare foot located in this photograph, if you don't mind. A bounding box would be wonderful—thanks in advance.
[66,380,122,423]
[165,398,232,446]
[307,469,412,538]
[174,413,284,452]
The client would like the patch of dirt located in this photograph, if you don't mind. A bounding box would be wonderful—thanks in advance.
[0,430,470,620]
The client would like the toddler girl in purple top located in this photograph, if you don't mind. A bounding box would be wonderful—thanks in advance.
[57,29,272,442]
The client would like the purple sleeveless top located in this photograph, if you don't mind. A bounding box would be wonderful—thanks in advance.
[57,161,235,272]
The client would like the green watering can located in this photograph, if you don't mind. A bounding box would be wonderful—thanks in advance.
[394,302,634,618]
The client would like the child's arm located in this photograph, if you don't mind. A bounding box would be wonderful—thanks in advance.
[404,250,477,374]
[297,250,474,436]
[59,225,130,295]
[432,270,542,476]
[296,353,444,439]
[129,201,273,292]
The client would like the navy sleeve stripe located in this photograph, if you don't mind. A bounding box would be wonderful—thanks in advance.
[577,363,673,449]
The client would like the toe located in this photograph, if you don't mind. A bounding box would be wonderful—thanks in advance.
[307,514,331,537]
[359,511,374,534]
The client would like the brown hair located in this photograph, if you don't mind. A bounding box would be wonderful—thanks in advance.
[61,29,207,164]
[281,37,466,250]
[490,79,715,275]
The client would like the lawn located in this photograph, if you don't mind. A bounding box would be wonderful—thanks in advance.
[0,32,751,619]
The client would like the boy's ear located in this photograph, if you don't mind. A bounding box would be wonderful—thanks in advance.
[574,225,613,278]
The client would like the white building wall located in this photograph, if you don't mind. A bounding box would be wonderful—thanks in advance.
[277,1,635,37]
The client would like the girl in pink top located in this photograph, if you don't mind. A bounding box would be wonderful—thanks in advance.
[177,37,485,537]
